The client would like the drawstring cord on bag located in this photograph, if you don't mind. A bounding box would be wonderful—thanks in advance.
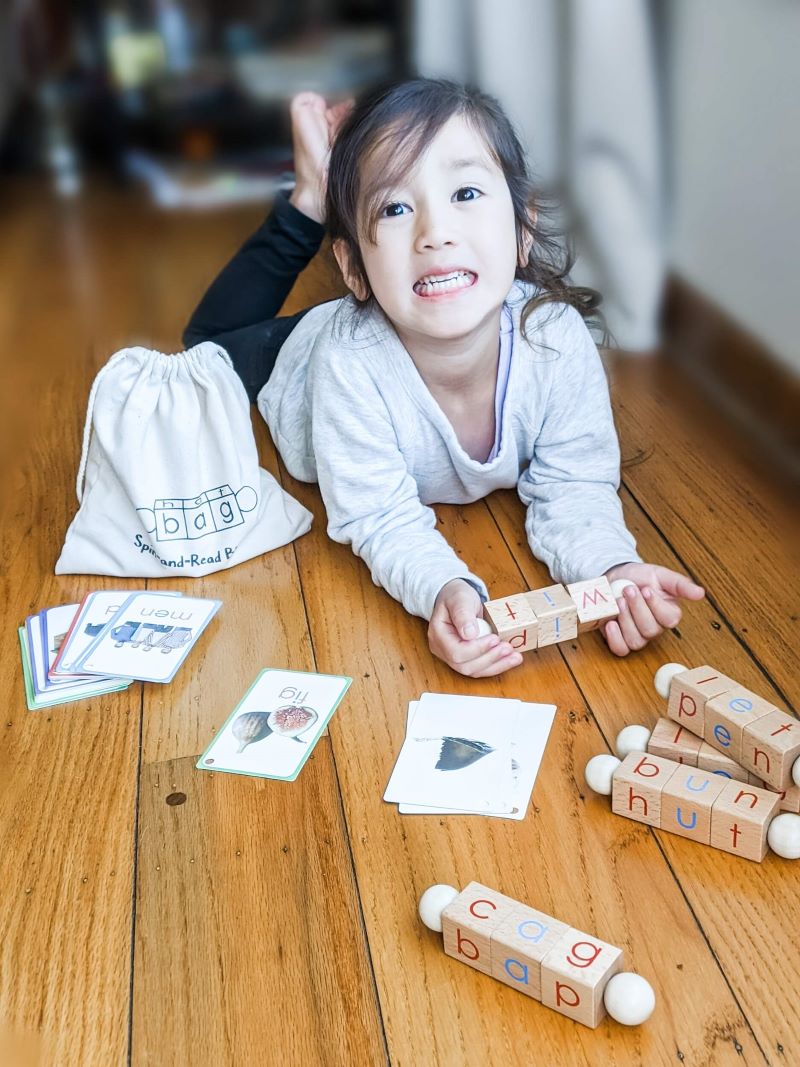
[75,343,234,503]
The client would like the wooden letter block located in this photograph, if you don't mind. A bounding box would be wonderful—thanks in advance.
[484,595,539,652]
[666,666,737,737]
[611,752,678,827]
[696,741,749,782]
[648,718,702,765]
[660,764,728,844]
[710,780,780,862]
[565,576,618,633]
[540,928,623,1028]
[741,710,800,791]
[441,881,518,976]
[526,584,577,647]
[489,904,568,1000]
[771,782,800,814]
[704,686,778,765]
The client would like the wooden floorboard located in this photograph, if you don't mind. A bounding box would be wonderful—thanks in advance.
[131,749,387,1067]
[2,180,797,1066]
[0,186,149,1064]
[609,358,799,709]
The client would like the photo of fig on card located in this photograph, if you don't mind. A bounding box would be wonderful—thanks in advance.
[197,668,351,782]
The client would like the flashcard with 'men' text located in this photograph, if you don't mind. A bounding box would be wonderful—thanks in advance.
[73,592,221,683]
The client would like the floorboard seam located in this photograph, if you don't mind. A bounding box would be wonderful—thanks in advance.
[126,681,146,1067]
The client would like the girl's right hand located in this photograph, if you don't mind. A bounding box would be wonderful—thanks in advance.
[428,579,524,678]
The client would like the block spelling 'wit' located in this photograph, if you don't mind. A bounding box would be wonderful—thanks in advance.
[565,576,618,633]
[527,585,577,647]
[484,595,539,652]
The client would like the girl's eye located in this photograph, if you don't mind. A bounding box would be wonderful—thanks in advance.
[455,186,482,202]
[381,201,409,218]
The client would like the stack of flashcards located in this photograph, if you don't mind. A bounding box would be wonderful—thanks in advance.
[19,590,221,710]
[197,668,351,783]
[383,693,557,820]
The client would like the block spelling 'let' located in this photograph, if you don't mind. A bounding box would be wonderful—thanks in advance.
[666,666,737,737]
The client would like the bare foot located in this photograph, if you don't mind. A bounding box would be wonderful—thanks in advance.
[289,91,354,224]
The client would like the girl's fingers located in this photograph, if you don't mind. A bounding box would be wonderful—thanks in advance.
[603,619,630,657]
[462,645,524,678]
[615,589,654,650]
[434,628,500,665]
[644,587,682,629]
[654,568,705,601]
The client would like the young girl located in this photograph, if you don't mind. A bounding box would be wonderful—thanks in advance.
[184,79,704,678]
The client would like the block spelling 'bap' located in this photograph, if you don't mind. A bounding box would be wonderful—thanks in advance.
[419,883,655,1029]
[540,928,623,1028]
[489,905,568,1000]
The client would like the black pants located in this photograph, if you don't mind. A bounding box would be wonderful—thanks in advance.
[183,191,331,402]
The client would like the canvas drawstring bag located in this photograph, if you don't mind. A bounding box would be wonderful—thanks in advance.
[56,343,312,577]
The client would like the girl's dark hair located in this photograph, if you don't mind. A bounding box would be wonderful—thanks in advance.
[325,77,605,344]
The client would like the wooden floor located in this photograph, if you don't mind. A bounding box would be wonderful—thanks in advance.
[1,180,798,1067]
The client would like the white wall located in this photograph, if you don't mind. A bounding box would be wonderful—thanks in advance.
[667,0,800,372]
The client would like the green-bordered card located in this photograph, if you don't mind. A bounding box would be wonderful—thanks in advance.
[196,668,352,782]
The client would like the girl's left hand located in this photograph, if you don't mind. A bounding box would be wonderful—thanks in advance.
[602,562,705,656]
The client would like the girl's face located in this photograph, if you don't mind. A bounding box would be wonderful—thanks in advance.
[339,114,526,346]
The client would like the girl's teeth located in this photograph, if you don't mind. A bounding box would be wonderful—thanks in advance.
[415,271,474,295]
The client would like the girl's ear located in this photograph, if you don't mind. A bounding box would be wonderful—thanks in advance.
[517,229,534,268]
[332,238,370,301]
[517,210,536,267]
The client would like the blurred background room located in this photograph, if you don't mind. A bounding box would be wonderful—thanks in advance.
[0,0,798,487]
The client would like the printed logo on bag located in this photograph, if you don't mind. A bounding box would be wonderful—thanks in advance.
[137,484,258,542]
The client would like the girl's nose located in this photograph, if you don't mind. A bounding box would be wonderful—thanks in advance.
[414,208,456,252]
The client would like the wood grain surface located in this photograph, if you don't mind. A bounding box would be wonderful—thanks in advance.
[1,182,797,1066]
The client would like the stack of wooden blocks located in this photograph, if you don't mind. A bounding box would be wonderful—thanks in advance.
[645,718,800,813]
[483,576,618,651]
[658,665,800,794]
[439,881,624,1028]
[611,752,780,861]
